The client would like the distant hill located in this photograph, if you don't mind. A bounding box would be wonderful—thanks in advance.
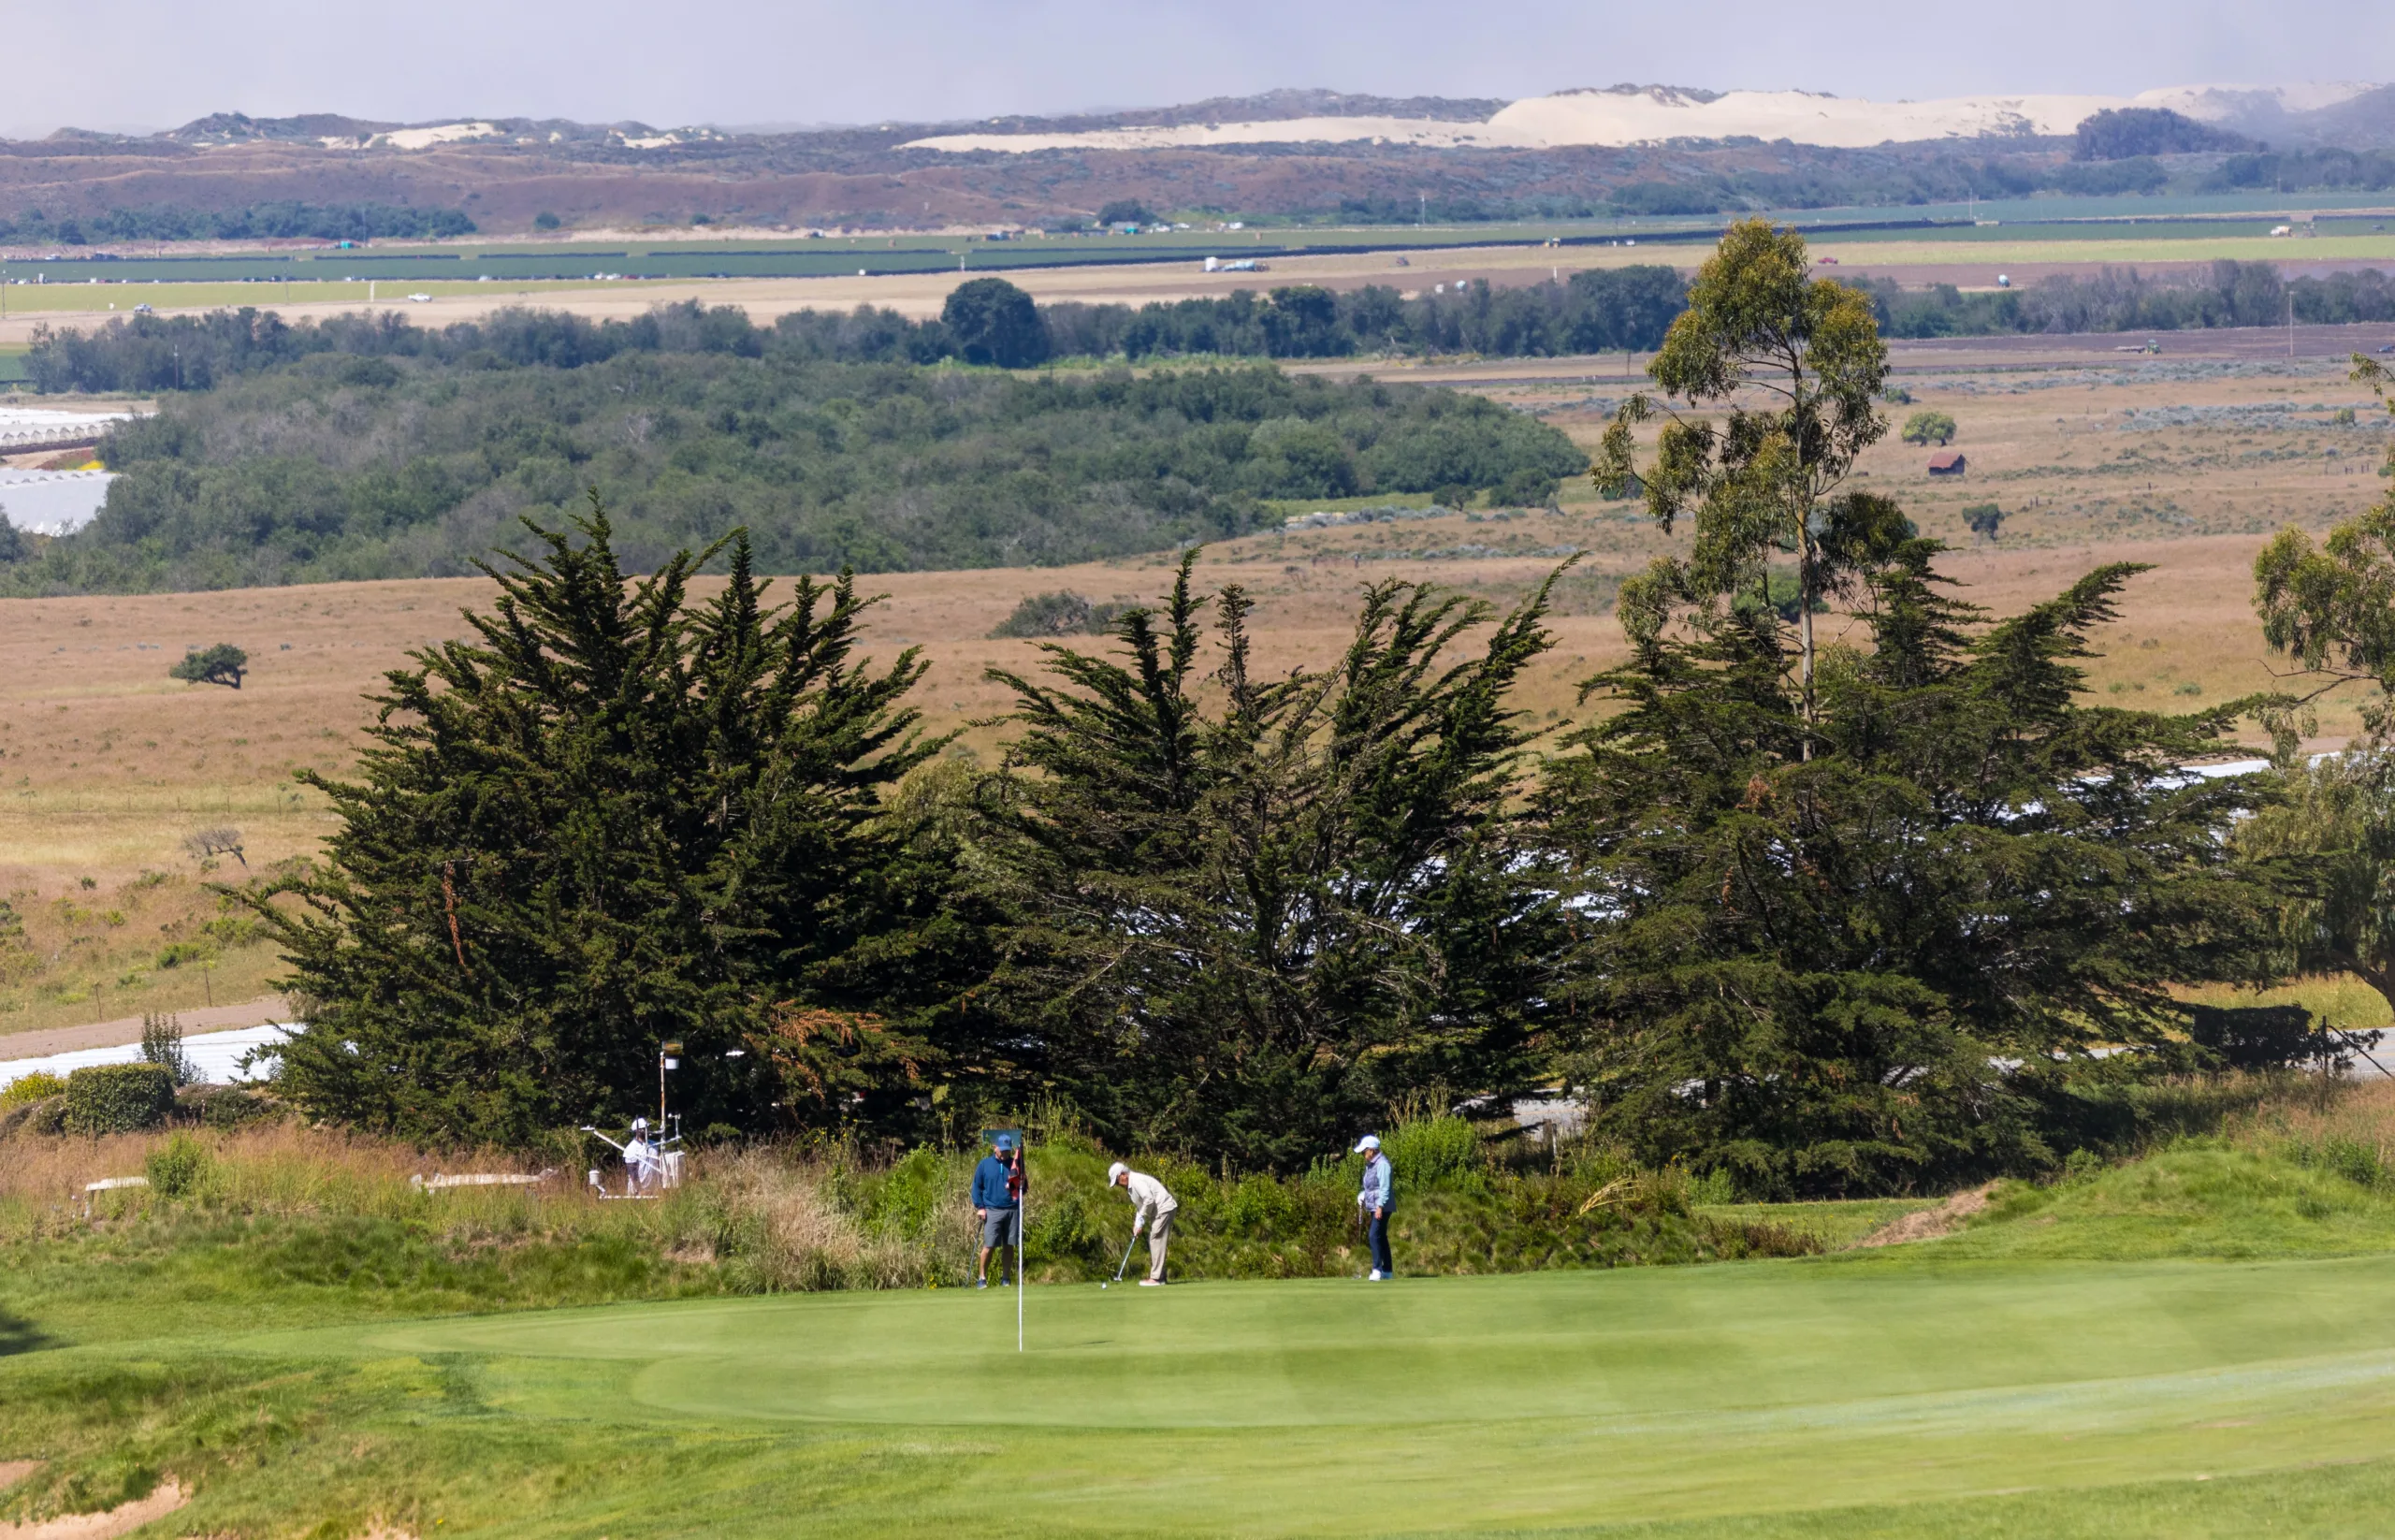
[0,80,2390,240]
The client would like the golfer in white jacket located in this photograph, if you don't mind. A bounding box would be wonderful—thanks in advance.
[1108,1162,1179,1286]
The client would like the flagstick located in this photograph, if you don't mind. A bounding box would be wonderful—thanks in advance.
[1018,1182,1026,1353]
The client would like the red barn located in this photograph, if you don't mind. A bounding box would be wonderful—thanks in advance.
[1927,451,1967,476]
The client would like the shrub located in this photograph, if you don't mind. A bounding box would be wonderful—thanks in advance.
[1962,502,2005,540]
[1,1069,66,1108]
[989,590,1120,639]
[177,1083,281,1129]
[140,1011,195,1085]
[1495,469,1561,508]
[65,1064,176,1134]
[0,1097,67,1138]
[144,1132,213,1198]
[1383,1115,1485,1189]
[182,827,245,866]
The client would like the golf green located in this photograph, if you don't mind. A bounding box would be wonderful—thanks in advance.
[239,1255,2395,1534]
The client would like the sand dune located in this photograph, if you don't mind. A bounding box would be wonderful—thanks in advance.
[906,80,2378,154]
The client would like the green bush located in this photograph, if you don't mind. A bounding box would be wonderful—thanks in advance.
[1,1070,66,1108]
[176,1084,280,1129]
[144,1133,212,1199]
[64,1064,176,1134]
[154,940,219,969]
[1384,1115,1486,1189]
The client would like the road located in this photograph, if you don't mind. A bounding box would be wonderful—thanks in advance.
[0,995,288,1057]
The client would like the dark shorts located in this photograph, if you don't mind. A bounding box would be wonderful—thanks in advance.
[981,1206,1021,1248]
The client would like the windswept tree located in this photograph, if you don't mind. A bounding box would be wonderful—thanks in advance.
[1594,219,1894,740]
[170,643,248,689]
[257,501,985,1143]
[975,553,1568,1170]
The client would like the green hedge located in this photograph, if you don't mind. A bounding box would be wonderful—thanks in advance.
[65,1064,175,1134]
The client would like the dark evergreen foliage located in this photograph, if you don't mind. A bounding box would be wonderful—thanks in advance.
[2072,108,2257,161]
[1539,544,2275,1197]
[256,502,988,1143]
[973,554,1568,1170]
[940,278,1050,368]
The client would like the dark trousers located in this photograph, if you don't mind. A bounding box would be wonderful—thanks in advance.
[1366,1209,1393,1274]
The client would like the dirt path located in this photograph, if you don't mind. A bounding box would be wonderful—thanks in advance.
[1851,1184,1997,1247]
[0,997,288,1057]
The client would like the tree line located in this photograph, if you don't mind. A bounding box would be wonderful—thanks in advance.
[27,254,2392,412]
[1842,260,2395,339]
[0,343,1585,594]
[22,269,1690,396]
[249,223,2395,1196]
[0,201,476,247]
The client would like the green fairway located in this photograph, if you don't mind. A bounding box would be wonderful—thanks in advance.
[187,1253,2395,1535]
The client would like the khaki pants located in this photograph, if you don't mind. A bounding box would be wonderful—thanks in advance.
[1146,1209,1175,1281]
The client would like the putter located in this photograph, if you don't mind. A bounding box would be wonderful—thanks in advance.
[1104,1229,1139,1288]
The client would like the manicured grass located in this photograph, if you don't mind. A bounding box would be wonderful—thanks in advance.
[7,1251,2394,1535]
[13,1102,2395,1533]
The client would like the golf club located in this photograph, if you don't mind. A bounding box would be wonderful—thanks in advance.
[1103,1228,1139,1287]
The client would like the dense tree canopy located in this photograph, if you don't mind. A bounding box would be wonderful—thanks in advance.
[971,554,1569,1170]
[5,334,1584,594]
[259,506,988,1143]
[2072,108,2257,161]
[1542,542,2274,1196]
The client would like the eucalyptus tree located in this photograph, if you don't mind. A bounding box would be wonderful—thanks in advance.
[1593,219,1894,743]
[2242,355,2395,1014]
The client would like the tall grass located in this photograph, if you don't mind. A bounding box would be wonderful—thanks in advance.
[0,1106,1817,1312]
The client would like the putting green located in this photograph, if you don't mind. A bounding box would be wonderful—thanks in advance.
[240,1255,2395,1534]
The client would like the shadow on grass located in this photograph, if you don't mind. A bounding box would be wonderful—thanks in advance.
[0,1311,57,1358]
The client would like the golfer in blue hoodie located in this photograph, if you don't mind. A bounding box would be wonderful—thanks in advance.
[973,1134,1024,1288]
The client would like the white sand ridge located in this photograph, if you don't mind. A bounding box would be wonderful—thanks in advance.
[904,81,2380,154]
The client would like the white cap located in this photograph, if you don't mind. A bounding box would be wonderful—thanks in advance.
[1353,1135,1381,1154]
[1107,1162,1129,1184]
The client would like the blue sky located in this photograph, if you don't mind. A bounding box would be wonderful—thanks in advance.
[5,0,2388,138]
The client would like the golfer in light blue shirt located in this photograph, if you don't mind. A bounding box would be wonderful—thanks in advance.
[1355,1134,1395,1280]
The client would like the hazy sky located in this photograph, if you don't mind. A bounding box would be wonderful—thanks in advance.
[5,0,2389,138]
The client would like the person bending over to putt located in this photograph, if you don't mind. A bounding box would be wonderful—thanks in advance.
[973,1134,1025,1288]
[1355,1134,1395,1280]
[1108,1161,1179,1286]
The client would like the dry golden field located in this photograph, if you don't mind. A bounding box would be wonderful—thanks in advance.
[3,346,2390,1039]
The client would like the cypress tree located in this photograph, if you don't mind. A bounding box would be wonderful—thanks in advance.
[258,501,960,1142]
[978,553,1567,1170]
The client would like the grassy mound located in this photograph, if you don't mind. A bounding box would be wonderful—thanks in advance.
[1891,1078,2395,1263]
